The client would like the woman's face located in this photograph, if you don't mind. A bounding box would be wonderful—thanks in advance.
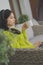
[7,12,15,27]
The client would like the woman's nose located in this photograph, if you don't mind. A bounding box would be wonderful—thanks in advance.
[13,18,15,23]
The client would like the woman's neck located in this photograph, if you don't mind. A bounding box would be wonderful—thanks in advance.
[8,25,15,29]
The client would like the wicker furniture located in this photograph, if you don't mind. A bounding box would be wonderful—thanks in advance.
[9,48,43,65]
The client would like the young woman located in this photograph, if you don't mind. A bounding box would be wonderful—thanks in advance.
[0,9,41,48]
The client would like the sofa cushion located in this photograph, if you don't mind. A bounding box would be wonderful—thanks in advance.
[26,26,34,40]
[32,19,39,25]
[32,25,43,36]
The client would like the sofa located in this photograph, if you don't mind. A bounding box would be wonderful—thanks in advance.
[16,22,43,44]
[6,24,43,65]
[26,25,43,44]
[29,25,43,44]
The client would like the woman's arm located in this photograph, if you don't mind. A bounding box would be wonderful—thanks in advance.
[22,22,29,39]
[22,23,42,48]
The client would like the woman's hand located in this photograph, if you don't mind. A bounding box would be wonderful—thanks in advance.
[22,22,29,30]
[34,41,42,47]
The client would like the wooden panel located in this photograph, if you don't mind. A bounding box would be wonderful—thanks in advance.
[30,0,38,19]
[9,0,17,23]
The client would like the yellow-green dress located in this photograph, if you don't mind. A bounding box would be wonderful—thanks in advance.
[3,28,35,48]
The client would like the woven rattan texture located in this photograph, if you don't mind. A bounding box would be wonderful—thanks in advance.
[9,49,43,65]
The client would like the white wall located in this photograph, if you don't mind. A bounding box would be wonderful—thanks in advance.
[19,0,33,19]
[19,0,26,14]
[24,0,33,19]
[0,0,10,10]
[13,0,20,20]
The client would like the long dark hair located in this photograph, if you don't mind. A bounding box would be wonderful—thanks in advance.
[0,9,21,34]
[0,9,12,30]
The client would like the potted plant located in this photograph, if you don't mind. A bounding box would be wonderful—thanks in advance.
[0,29,15,65]
[16,14,30,31]
[18,14,29,24]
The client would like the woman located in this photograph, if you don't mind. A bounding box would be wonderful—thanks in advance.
[0,9,41,48]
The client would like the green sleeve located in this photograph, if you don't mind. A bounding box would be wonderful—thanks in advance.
[22,29,28,40]
[22,29,35,48]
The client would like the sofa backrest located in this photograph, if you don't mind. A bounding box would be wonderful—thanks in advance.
[32,25,43,36]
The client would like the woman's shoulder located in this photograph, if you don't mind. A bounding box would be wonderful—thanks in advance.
[3,30,14,35]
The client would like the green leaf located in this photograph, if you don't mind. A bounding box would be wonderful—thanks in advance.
[18,14,30,24]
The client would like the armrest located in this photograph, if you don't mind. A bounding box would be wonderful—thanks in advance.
[30,34,43,44]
